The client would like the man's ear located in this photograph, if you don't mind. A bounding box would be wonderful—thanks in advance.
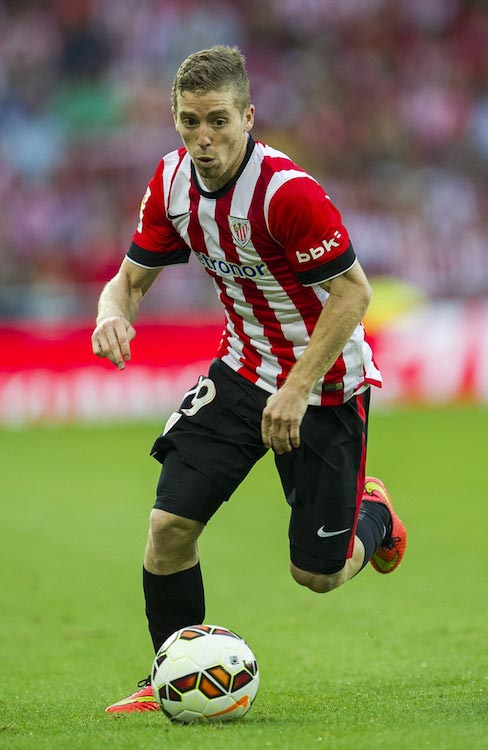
[244,105,255,132]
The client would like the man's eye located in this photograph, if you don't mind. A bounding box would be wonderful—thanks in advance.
[182,119,198,128]
[214,119,227,127]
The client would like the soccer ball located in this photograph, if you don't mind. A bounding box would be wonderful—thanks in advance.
[151,624,259,723]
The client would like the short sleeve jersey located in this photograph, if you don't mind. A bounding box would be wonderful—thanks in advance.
[128,136,381,405]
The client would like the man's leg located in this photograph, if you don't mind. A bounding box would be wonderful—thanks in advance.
[143,508,205,653]
[105,509,204,715]
[106,361,268,713]
[278,390,406,595]
[290,477,406,593]
[106,454,258,712]
[290,535,365,592]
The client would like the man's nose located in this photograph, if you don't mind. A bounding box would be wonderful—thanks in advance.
[197,124,211,147]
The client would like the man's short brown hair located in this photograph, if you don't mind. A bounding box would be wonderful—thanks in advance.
[171,46,251,113]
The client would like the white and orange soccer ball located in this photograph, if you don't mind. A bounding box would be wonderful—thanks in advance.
[151,624,259,723]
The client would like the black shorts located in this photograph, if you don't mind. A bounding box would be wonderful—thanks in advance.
[150,359,370,575]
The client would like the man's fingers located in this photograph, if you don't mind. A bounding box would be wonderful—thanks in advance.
[260,412,272,449]
[272,433,292,455]
[261,411,299,454]
[106,322,131,368]
[91,318,135,370]
[289,425,301,448]
[113,319,136,360]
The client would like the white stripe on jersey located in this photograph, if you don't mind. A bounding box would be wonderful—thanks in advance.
[163,150,184,209]
[198,195,218,252]
[219,301,247,370]
[343,325,381,395]
[166,153,193,242]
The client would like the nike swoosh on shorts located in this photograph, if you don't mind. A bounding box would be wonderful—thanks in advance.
[316,527,351,538]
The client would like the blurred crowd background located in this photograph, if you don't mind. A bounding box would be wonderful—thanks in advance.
[1,0,487,320]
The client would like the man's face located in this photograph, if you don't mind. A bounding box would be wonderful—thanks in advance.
[173,87,254,192]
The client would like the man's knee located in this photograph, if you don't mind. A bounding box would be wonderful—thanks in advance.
[146,509,203,572]
[290,562,345,593]
[150,507,198,536]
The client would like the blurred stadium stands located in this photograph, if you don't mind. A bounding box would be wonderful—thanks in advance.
[0,0,487,321]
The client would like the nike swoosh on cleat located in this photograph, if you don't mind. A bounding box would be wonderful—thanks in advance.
[317,527,351,538]
[364,480,390,504]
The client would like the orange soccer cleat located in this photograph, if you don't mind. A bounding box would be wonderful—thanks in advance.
[105,677,160,714]
[363,477,407,574]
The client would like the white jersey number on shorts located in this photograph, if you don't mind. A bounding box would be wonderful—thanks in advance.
[180,377,217,417]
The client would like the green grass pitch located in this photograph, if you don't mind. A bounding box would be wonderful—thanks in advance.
[1,406,488,749]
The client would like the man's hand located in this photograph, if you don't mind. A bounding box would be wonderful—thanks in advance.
[261,387,309,454]
[91,316,136,370]
[260,262,372,453]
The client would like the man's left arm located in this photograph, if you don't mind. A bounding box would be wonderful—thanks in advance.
[260,261,371,454]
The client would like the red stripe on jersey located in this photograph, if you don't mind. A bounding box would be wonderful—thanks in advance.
[249,162,324,340]
[132,160,180,254]
[214,276,262,383]
[356,392,367,424]
[261,154,308,177]
[321,355,347,405]
[216,321,230,359]
[240,280,293,388]
[186,180,206,251]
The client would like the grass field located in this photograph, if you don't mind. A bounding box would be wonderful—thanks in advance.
[1,406,488,749]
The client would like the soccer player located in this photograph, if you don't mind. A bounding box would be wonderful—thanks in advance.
[91,46,407,714]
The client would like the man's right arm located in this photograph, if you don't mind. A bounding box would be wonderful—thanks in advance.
[91,258,162,370]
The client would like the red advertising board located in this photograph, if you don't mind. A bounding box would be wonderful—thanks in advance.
[0,316,224,424]
[1,302,486,424]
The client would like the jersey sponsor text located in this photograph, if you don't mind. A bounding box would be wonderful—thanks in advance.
[195,251,267,279]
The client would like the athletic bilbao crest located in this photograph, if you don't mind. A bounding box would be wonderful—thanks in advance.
[228,216,251,248]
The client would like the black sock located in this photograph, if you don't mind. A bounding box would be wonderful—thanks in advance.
[143,563,205,653]
[356,500,392,572]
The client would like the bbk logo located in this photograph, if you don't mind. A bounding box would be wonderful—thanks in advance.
[296,230,342,263]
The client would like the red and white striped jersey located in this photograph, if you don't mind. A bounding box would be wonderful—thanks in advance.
[128,136,382,405]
